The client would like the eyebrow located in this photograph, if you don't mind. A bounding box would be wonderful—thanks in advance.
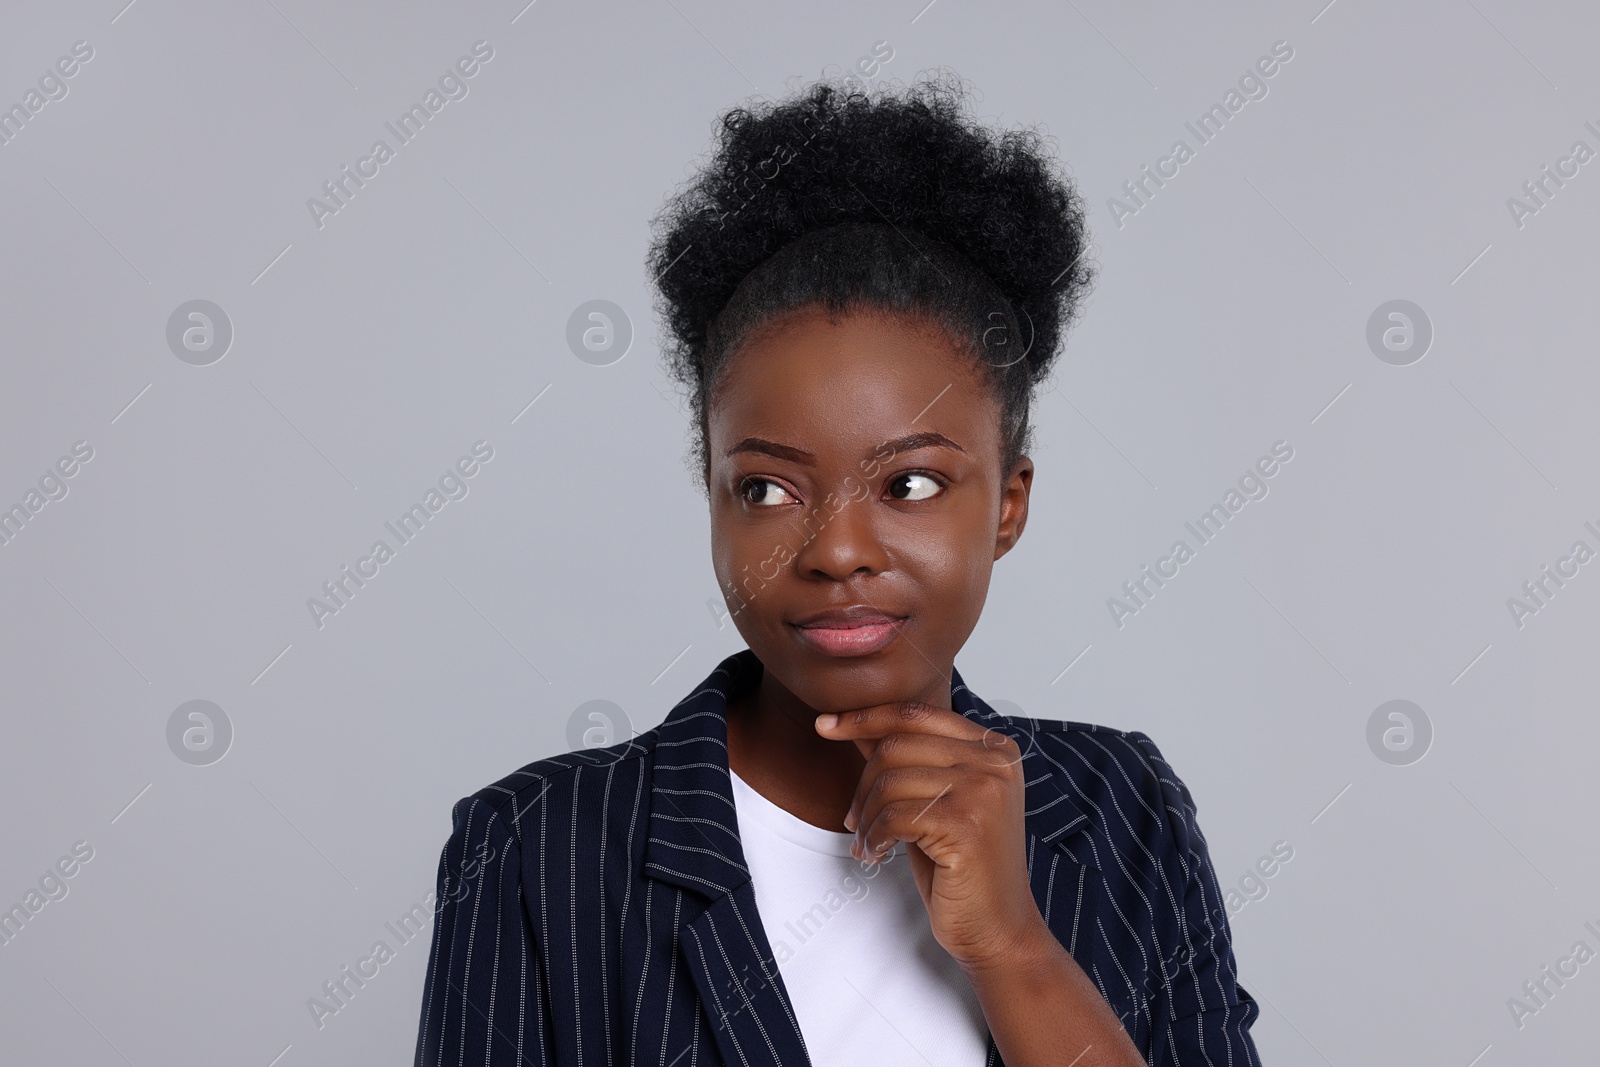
[724,431,966,465]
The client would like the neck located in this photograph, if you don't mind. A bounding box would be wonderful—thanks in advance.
[730,668,859,768]
[724,655,955,832]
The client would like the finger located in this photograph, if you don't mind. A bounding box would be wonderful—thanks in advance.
[844,732,1004,832]
[851,767,960,857]
[815,700,988,748]
[854,776,963,864]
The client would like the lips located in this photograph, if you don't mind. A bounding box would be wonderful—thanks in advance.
[789,606,908,657]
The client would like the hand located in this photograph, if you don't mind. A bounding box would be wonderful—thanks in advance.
[815,702,1053,973]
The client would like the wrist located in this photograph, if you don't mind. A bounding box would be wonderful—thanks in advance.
[958,915,1063,985]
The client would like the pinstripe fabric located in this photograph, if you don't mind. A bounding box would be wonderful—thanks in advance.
[415,648,1263,1066]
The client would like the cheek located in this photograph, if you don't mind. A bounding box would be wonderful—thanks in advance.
[900,523,994,621]
[708,494,751,562]
[708,525,750,598]
[712,527,758,587]
[710,516,789,611]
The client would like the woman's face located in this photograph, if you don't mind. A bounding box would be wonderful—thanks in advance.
[706,305,1033,715]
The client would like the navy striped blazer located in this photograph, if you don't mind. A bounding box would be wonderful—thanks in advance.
[415,648,1262,1065]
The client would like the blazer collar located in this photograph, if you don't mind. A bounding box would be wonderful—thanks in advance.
[642,647,1092,901]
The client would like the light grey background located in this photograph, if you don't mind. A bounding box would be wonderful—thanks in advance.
[2,0,1596,1063]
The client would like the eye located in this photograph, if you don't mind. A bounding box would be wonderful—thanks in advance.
[739,477,797,507]
[887,472,945,501]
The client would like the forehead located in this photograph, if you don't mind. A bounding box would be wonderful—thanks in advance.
[707,307,999,454]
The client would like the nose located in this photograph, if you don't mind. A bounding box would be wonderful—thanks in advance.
[790,488,889,580]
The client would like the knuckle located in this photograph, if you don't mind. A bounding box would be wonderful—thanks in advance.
[894,702,930,726]
[981,727,1020,754]
[875,765,907,793]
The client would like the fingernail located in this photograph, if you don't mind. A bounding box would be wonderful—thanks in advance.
[843,808,857,832]
[815,713,837,731]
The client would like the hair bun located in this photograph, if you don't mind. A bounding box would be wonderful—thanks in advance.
[647,69,1096,388]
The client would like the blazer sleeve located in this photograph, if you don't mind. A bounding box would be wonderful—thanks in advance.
[415,793,555,1066]
[1128,731,1265,1067]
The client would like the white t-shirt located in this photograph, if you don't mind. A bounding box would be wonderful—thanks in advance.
[728,767,991,1065]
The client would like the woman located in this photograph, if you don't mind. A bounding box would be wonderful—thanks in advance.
[415,72,1261,1066]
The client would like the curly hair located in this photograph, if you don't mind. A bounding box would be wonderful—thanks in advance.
[645,70,1096,493]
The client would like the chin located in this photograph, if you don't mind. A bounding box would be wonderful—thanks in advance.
[779,651,926,712]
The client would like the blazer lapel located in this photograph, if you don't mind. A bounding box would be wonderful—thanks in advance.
[642,650,814,1066]
[680,887,814,1066]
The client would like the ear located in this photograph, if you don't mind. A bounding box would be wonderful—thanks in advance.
[994,456,1033,561]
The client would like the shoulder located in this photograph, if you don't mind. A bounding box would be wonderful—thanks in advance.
[999,711,1205,865]
[442,727,665,851]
